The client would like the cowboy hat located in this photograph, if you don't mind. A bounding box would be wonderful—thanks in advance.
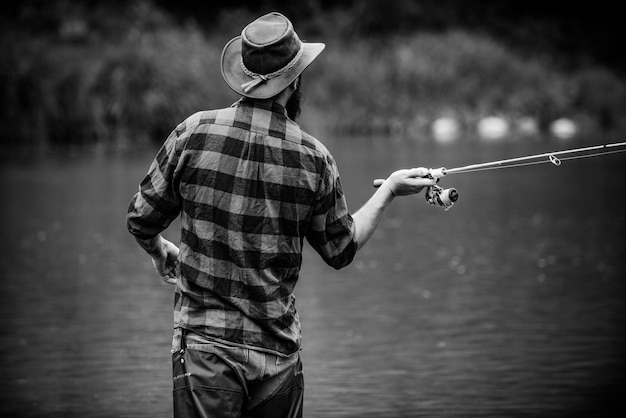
[221,12,325,99]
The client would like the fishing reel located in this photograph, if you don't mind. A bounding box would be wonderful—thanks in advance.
[372,167,458,210]
[425,168,458,210]
[425,184,458,210]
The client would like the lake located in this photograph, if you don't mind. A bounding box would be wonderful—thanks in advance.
[0,135,625,417]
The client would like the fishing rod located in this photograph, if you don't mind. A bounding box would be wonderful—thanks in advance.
[373,141,626,210]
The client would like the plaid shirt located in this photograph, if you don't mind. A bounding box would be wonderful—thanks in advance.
[127,98,357,355]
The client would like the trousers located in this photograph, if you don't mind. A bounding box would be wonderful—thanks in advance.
[172,329,304,418]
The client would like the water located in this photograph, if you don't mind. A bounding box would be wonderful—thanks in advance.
[1,137,625,417]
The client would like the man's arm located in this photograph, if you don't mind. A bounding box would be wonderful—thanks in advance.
[353,167,436,249]
[127,125,187,284]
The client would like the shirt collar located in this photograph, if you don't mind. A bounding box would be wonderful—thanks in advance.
[235,97,288,118]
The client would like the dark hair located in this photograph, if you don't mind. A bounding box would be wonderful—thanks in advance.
[285,76,302,121]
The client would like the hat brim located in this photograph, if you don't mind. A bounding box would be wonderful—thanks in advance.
[221,37,325,99]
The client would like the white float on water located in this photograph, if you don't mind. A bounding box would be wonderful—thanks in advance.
[477,116,509,141]
[516,116,539,136]
[550,118,578,140]
[431,117,461,143]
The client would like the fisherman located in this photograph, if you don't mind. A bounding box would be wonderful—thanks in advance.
[126,12,436,418]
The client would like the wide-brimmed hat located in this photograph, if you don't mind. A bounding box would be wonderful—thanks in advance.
[221,12,325,99]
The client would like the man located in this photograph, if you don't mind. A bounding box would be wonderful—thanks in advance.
[127,12,436,418]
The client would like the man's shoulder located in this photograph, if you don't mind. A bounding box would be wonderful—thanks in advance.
[291,126,331,157]
[175,109,223,134]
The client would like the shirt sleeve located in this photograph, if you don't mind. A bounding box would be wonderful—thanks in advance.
[126,125,186,240]
[306,153,358,269]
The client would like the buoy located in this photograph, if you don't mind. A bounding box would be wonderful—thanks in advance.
[516,117,539,136]
[550,118,578,140]
[431,117,460,143]
[477,116,509,141]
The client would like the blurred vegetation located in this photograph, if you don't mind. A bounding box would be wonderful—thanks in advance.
[1,0,625,148]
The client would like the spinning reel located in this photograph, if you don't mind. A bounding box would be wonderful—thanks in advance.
[424,168,458,210]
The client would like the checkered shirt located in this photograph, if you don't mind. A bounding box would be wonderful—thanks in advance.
[127,98,357,355]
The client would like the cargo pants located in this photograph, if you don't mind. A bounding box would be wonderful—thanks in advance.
[172,329,304,418]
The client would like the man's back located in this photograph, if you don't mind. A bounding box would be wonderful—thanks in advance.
[127,98,357,355]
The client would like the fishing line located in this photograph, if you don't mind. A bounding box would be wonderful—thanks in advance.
[447,147,626,175]
[445,142,626,175]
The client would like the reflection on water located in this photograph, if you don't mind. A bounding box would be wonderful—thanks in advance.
[1,137,625,417]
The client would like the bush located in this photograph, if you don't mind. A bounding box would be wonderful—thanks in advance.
[0,3,238,148]
[1,2,625,148]
[309,30,622,135]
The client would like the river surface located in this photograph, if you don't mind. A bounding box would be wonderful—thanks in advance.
[0,136,625,417]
